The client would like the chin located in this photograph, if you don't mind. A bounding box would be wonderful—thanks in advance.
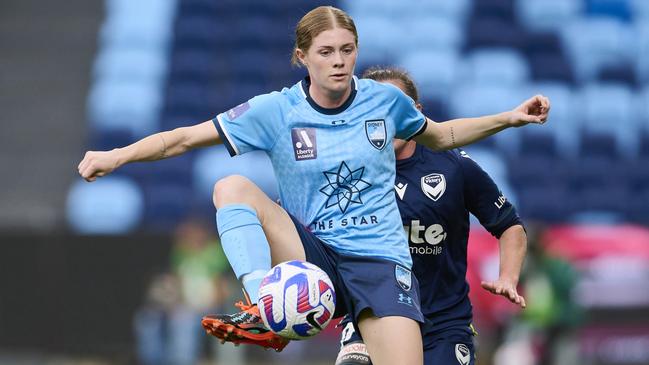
[329,79,350,92]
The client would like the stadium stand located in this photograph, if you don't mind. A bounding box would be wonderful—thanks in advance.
[69,0,649,230]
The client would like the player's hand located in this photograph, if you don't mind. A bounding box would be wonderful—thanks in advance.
[506,94,551,127]
[77,150,121,182]
[481,278,526,308]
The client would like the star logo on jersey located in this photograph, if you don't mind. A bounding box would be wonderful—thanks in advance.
[365,119,387,150]
[319,161,371,213]
[421,173,446,201]
[394,182,408,200]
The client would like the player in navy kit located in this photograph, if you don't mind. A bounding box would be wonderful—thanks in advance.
[334,67,528,365]
[78,7,546,364]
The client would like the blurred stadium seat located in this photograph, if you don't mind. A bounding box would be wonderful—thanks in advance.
[560,16,635,83]
[79,0,649,230]
[398,49,460,103]
[586,0,632,21]
[515,0,584,33]
[88,79,163,137]
[192,147,279,202]
[66,176,144,234]
[579,82,637,157]
[352,16,405,68]
[93,47,168,82]
[458,48,530,86]
[404,15,464,51]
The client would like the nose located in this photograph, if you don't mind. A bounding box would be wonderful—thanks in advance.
[333,51,344,68]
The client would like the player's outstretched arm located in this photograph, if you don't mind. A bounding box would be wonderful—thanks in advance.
[78,120,221,182]
[414,94,551,150]
[481,224,527,308]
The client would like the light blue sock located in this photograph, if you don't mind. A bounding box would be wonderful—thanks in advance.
[216,204,271,304]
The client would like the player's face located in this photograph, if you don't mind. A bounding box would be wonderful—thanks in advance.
[300,27,357,97]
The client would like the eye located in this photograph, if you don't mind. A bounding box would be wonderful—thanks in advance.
[319,49,332,56]
[342,47,353,55]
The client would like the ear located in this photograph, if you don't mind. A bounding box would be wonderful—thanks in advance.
[295,48,307,67]
[415,103,423,112]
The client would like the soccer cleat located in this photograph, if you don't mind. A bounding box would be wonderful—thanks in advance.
[202,292,290,352]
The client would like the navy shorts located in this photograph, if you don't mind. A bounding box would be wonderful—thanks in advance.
[422,326,475,365]
[340,321,476,365]
[288,214,423,324]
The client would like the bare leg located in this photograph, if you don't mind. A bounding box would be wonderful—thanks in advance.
[212,175,305,264]
[358,310,423,365]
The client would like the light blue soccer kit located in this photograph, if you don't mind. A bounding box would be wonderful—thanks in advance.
[213,76,427,321]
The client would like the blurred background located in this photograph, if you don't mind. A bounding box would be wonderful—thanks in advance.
[1,0,649,364]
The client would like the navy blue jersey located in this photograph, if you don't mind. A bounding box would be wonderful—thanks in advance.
[396,144,522,332]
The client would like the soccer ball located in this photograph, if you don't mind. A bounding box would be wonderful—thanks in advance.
[257,260,336,340]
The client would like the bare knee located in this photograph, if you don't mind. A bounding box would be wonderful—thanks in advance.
[212,175,256,208]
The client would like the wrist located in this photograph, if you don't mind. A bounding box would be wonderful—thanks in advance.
[112,147,128,168]
[497,111,515,127]
[498,274,519,285]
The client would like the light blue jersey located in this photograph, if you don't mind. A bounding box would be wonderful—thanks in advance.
[213,76,426,268]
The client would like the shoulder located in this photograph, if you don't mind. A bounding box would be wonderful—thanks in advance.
[419,145,465,165]
[357,78,404,100]
[247,83,300,111]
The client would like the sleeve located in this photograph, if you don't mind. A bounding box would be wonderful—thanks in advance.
[212,91,283,156]
[387,85,427,140]
[460,150,523,238]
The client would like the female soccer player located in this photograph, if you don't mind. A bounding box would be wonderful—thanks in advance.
[78,6,549,365]
[335,67,527,365]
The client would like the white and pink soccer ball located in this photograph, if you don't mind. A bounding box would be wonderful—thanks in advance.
[257,260,336,340]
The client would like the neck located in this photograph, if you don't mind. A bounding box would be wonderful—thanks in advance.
[308,82,352,109]
[395,141,417,160]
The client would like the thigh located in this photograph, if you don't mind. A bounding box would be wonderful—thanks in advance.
[357,312,423,365]
[255,198,305,264]
[215,175,305,264]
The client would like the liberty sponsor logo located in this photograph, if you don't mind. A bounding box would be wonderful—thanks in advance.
[394,182,408,200]
[291,128,317,161]
[226,102,250,120]
[395,265,412,291]
[365,119,387,150]
[404,220,446,255]
[421,173,446,201]
[455,344,471,365]
[494,194,507,209]
[319,161,371,213]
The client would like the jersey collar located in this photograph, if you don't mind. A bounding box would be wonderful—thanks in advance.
[396,143,425,169]
[299,76,358,115]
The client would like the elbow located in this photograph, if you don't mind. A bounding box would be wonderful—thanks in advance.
[173,127,193,153]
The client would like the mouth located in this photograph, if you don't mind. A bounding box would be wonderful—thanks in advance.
[330,73,347,81]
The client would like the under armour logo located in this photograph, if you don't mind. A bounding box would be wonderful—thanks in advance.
[398,293,413,306]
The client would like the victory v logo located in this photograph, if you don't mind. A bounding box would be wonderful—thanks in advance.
[319,161,371,213]
[455,344,470,365]
[421,173,446,201]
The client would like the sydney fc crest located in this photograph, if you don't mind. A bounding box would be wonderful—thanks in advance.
[421,173,446,201]
[395,265,412,291]
[365,119,386,150]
